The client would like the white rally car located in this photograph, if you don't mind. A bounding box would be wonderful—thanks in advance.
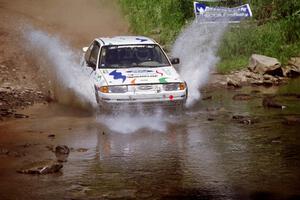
[82,36,187,109]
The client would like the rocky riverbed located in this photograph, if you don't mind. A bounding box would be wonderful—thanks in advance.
[217,55,300,89]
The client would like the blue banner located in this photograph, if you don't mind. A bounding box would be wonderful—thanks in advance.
[194,2,252,23]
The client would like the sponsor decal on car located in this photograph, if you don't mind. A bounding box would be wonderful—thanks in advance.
[136,37,148,42]
[156,70,164,76]
[159,77,168,83]
[109,70,126,83]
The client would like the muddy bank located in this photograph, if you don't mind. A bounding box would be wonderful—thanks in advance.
[0,86,47,120]
[0,0,128,120]
[0,0,128,48]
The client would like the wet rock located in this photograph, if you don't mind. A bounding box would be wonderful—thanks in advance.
[55,145,70,162]
[250,80,264,86]
[227,78,241,88]
[207,117,215,121]
[263,74,279,86]
[263,74,275,80]
[233,94,253,101]
[14,113,29,118]
[0,108,14,117]
[17,161,63,175]
[262,79,274,87]
[282,64,300,78]
[282,57,300,77]
[48,134,55,138]
[262,97,286,109]
[248,54,282,75]
[283,116,300,125]
[246,72,262,80]
[235,70,249,82]
[288,57,300,68]
[232,115,259,124]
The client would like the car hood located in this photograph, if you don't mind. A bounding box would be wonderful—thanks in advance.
[98,66,183,85]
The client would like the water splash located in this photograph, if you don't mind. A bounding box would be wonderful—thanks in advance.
[23,26,179,133]
[23,26,97,108]
[172,20,228,107]
[97,108,173,134]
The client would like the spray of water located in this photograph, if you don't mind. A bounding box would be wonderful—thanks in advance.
[97,108,172,134]
[24,26,97,108]
[23,26,173,133]
[172,20,228,107]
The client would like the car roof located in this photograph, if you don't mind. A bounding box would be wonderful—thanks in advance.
[96,36,157,46]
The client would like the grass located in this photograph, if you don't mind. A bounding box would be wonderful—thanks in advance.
[119,0,191,46]
[119,0,300,74]
[218,19,300,73]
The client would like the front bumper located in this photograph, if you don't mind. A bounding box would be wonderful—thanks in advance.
[96,89,187,109]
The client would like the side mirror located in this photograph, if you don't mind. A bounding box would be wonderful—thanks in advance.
[82,47,88,53]
[170,57,180,65]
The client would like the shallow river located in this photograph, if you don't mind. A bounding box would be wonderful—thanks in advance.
[0,80,300,200]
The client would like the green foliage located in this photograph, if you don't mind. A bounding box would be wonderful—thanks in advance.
[217,56,248,74]
[119,0,300,73]
[119,0,194,45]
[218,0,300,73]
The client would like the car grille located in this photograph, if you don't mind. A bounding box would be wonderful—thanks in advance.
[137,85,153,90]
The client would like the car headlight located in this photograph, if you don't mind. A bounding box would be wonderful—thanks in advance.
[99,86,109,93]
[98,86,128,93]
[163,83,186,91]
[108,85,128,93]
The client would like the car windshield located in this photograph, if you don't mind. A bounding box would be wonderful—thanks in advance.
[99,44,170,68]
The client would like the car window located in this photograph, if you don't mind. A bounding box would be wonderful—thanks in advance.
[99,44,170,68]
[89,42,100,67]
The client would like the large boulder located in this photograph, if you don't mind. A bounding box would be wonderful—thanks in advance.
[248,54,282,76]
[288,57,300,68]
[282,57,300,77]
[262,96,286,109]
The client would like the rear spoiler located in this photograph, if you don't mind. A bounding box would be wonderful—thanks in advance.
[194,1,252,23]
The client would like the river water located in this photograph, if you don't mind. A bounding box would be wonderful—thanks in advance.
[0,80,299,200]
